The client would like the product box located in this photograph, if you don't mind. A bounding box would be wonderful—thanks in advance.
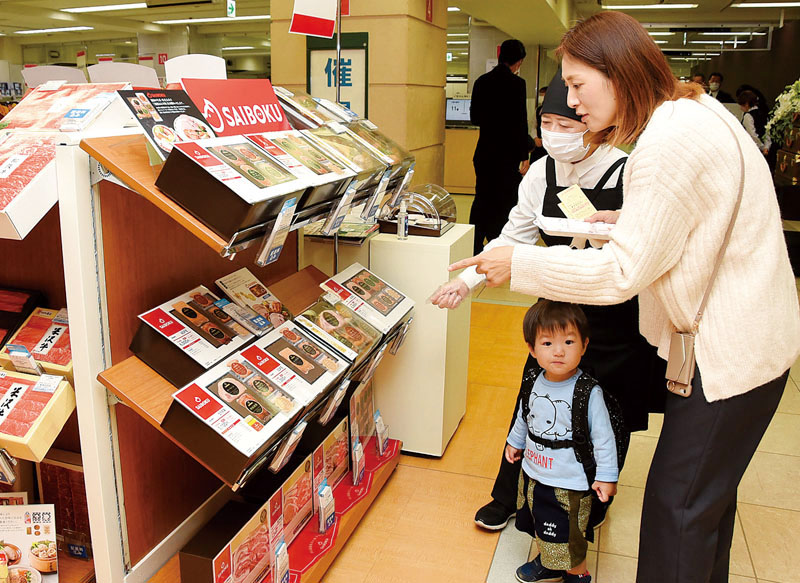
[35,450,90,552]
[273,87,343,129]
[179,499,265,583]
[0,131,60,240]
[0,82,131,132]
[320,263,414,335]
[0,288,43,350]
[118,89,216,161]
[295,299,381,367]
[155,136,309,241]
[0,372,75,463]
[129,286,255,387]
[0,503,59,581]
[246,130,355,223]
[301,125,387,196]
[215,268,292,330]
[0,308,73,385]
[163,322,349,485]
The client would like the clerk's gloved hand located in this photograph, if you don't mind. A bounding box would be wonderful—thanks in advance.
[428,279,470,309]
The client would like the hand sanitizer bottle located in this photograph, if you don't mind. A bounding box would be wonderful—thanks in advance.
[397,199,409,240]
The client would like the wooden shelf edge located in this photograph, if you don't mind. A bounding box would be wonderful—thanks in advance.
[80,135,228,254]
[292,444,401,583]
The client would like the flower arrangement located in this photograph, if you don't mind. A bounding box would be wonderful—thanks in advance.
[766,78,800,145]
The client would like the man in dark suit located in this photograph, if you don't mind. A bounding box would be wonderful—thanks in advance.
[708,72,734,103]
[469,39,529,255]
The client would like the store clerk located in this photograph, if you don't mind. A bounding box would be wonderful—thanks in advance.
[431,69,664,532]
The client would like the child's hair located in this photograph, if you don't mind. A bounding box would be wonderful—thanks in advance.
[523,299,590,346]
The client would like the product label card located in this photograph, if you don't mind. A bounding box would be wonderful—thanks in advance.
[6,345,43,376]
[139,286,253,369]
[321,181,357,235]
[268,420,307,473]
[118,89,216,161]
[361,169,391,220]
[556,185,597,220]
[318,379,349,426]
[0,503,58,582]
[256,197,297,267]
[216,268,292,330]
[0,154,28,179]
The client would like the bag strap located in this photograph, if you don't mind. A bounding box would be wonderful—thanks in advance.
[690,101,747,333]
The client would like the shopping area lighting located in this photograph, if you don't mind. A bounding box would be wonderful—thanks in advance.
[16,26,94,34]
[699,31,766,34]
[62,3,146,12]
[732,1,800,5]
[648,31,675,35]
[447,6,461,11]
[447,33,469,36]
[653,39,668,43]
[447,40,468,44]
[603,3,698,8]
[154,15,270,24]
[221,46,255,50]
[689,39,748,43]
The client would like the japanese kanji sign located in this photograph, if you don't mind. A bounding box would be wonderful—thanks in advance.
[307,33,368,118]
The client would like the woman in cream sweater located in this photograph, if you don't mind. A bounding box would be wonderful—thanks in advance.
[451,12,800,583]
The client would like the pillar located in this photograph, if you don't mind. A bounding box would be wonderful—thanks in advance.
[270,0,447,187]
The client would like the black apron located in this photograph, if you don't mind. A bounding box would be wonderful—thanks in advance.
[538,156,665,431]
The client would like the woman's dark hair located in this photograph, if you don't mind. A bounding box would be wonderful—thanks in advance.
[523,299,590,346]
[556,11,702,146]
[499,39,526,66]
[737,90,758,108]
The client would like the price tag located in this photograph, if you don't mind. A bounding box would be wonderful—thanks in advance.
[374,409,389,456]
[362,120,378,130]
[318,379,350,425]
[6,344,43,375]
[390,163,415,206]
[361,168,391,220]
[268,421,308,473]
[328,121,347,134]
[321,182,357,236]
[256,197,297,266]
[33,374,63,393]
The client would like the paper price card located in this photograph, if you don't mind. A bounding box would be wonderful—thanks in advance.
[556,185,597,220]
[321,182,357,236]
[257,197,298,266]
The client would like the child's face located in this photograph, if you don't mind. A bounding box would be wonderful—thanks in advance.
[528,323,588,383]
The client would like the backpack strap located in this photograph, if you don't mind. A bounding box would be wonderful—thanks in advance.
[571,372,600,485]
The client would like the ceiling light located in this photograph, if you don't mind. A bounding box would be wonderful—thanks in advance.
[221,46,255,50]
[447,6,461,11]
[603,3,698,8]
[96,53,116,56]
[648,31,675,35]
[447,40,468,44]
[16,26,94,34]
[447,33,468,36]
[154,15,270,24]
[689,39,748,43]
[700,31,766,35]
[62,3,146,12]
[732,1,800,6]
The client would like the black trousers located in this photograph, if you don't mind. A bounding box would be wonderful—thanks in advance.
[636,368,788,583]
[470,159,522,255]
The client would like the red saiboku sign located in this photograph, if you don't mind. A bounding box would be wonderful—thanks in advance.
[181,78,291,137]
[158,52,168,65]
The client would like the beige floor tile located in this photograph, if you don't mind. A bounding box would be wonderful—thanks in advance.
[738,503,800,583]
[731,512,756,577]
[475,283,536,307]
[431,383,519,480]
[619,435,657,488]
[777,375,800,414]
[638,413,664,439]
[598,485,643,558]
[728,577,756,583]
[790,357,800,385]
[595,552,638,583]
[756,413,800,456]
[739,452,800,511]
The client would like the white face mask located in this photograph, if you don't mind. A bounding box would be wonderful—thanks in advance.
[541,127,590,163]
[709,82,720,92]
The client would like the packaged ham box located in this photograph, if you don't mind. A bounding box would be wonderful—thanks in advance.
[0,288,43,350]
[0,308,73,385]
[0,371,76,462]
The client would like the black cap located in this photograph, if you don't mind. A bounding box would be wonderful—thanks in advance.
[498,40,526,66]
[541,67,581,122]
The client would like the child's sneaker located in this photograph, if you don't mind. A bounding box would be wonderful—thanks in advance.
[515,556,563,583]
[563,572,592,583]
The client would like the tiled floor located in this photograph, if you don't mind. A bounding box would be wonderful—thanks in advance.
[149,285,800,583]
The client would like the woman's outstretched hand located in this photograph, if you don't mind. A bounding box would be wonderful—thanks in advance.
[448,246,514,287]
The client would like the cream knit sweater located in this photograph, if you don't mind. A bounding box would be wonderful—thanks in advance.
[510,94,800,401]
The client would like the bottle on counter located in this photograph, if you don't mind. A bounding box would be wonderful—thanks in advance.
[396,199,409,240]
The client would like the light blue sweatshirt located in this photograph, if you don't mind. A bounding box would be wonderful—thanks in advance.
[507,369,618,491]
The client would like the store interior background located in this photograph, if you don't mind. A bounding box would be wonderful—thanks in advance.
[1,1,799,582]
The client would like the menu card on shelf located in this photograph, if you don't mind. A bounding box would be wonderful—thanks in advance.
[0,503,59,582]
[320,263,414,334]
[181,78,291,136]
[0,83,130,132]
[118,89,216,161]
[216,268,292,330]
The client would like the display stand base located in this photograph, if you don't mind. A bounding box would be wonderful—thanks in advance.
[288,437,401,583]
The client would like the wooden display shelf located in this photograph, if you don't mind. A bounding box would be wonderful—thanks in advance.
[59,555,96,583]
[95,266,329,466]
[80,135,230,254]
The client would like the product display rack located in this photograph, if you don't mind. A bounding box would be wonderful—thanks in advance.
[38,122,404,582]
